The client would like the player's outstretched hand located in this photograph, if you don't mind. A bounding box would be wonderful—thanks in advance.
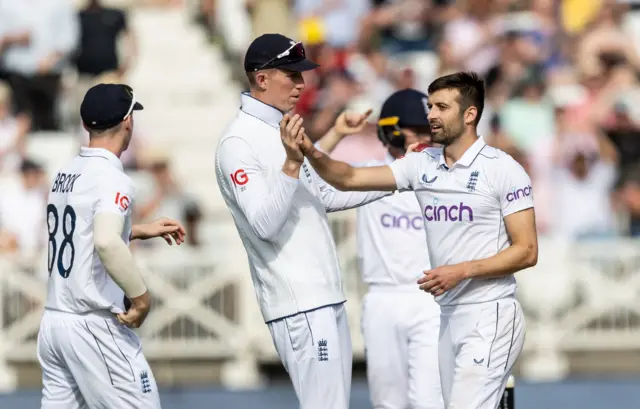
[417,263,469,296]
[333,109,373,136]
[280,113,305,164]
[405,142,430,155]
[133,217,186,245]
[117,291,151,328]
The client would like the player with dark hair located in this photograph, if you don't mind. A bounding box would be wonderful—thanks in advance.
[286,71,538,409]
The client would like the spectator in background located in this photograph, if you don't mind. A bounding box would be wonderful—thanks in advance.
[616,163,640,236]
[74,0,138,123]
[0,81,30,174]
[135,149,202,247]
[0,158,48,262]
[552,134,619,240]
[499,73,555,156]
[0,0,79,131]
[295,0,371,53]
[602,98,640,177]
[360,0,439,55]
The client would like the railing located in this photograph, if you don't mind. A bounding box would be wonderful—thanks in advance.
[0,210,639,391]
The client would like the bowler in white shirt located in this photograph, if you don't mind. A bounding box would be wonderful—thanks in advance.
[215,33,389,409]
[291,72,538,409]
[317,88,443,409]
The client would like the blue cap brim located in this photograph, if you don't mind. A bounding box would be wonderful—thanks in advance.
[276,59,320,72]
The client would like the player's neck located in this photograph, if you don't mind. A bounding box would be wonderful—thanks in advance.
[249,89,286,114]
[87,140,123,158]
[443,131,478,166]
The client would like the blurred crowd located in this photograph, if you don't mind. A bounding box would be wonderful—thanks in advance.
[0,0,202,269]
[203,0,640,240]
[2,0,640,268]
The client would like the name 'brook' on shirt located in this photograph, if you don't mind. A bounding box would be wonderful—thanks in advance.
[51,173,81,193]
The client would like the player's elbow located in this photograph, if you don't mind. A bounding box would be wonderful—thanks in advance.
[335,170,358,191]
[523,242,538,268]
[94,234,118,257]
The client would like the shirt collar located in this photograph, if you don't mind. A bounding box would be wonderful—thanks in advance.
[384,151,396,164]
[240,92,284,129]
[438,136,486,169]
[79,147,123,171]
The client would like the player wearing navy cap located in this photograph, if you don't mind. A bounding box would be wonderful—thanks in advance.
[215,33,391,409]
[288,72,538,409]
[317,88,443,409]
[38,83,186,409]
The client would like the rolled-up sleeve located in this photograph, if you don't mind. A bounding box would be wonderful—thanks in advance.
[218,136,300,241]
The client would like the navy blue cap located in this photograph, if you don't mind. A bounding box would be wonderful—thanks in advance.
[80,83,143,130]
[244,33,319,73]
[379,89,430,128]
[377,89,430,148]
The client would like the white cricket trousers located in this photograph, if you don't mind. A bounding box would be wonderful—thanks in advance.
[439,297,525,409]
[37,309,161,409]
[268,303,352,409]
[362,287,443,409]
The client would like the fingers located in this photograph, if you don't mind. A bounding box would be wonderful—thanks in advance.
[406,142,421,154]
[169,231,184,245]
[417,271,432,285]
[419,279,439,293]
[156,219,187,242]
[279,114,290,136]
[360,108,373,123]
[418,271,441,294]
[162,233,172,245]
[285,114,303,139]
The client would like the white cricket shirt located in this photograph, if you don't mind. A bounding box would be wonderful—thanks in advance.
[215,93,390,322]
[389,137,534,305]
[45,147,134,314]
[356,155,433,289]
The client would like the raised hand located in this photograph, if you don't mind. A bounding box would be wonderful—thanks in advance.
[333,109,373,136]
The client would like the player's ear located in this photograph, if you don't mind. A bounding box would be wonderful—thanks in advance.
[123,114,133,130]
[255,70,270,91]
[464,106,478,126]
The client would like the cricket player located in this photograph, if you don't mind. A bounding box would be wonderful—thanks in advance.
[214,33,391,409]
[289,72,538,409]
[317,88,443,409]
[38,83,186,409]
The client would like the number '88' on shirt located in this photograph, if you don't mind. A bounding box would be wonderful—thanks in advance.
[47,204,77,278]
[45,147,135,314]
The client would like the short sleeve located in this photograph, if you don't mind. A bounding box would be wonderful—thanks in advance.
[95,173,135,218]
[495,155,534,217]
[388,152,422,191]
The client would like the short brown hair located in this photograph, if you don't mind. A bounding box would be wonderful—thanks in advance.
[245,71,257,87]
[428,71,485,125]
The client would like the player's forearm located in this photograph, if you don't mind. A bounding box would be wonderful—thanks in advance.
[246,168,300,241]
[463,242,538,280]
[94,214,147,298]
[316,127,345,154]
[323,189,392,213]
[306,148,357,191]
[130,224,147,241]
